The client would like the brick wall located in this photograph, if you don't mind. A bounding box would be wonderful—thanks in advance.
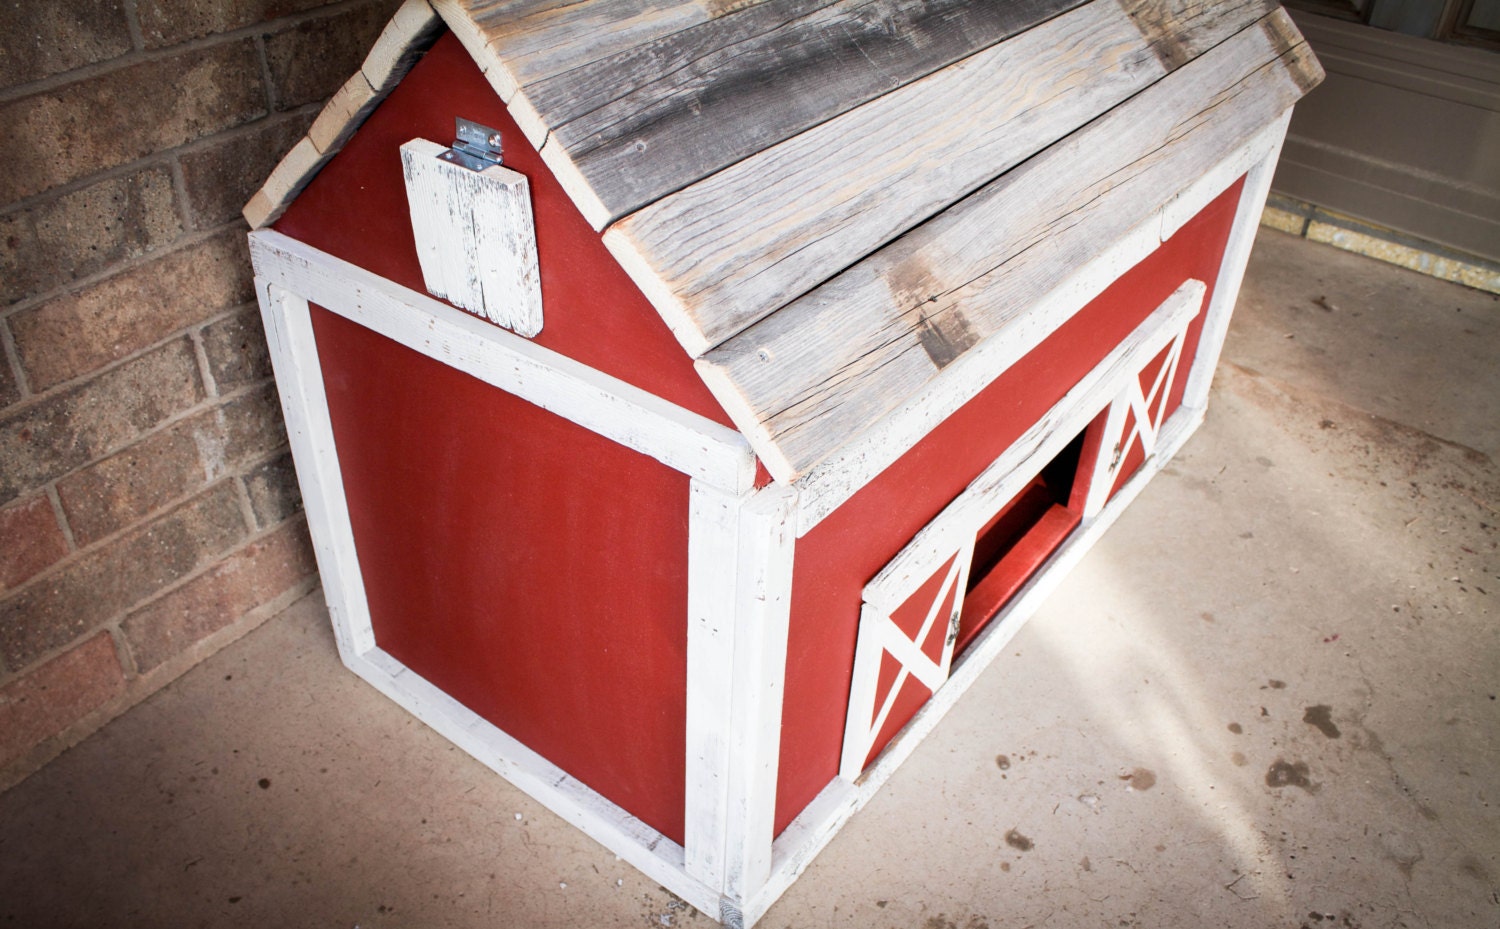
[0,0,400,788]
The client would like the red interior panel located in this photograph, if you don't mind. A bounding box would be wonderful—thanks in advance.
[310,304,690,844]
[274,30,733,428]
[775,177,1246,835]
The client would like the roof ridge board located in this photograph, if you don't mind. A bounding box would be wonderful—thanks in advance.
[697,8,1320,480]
[523,0,1088,228]
[601,0,1282,357]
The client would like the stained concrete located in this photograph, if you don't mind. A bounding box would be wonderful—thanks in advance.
[2,228,1497,928]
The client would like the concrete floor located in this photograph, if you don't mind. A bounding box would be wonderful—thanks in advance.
[2,228,1497,929]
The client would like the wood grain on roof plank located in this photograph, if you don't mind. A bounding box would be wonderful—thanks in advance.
[601,0,1282,356]
[697,8,1321,480]
[603,0,1165,355]
[515,0,1088,227]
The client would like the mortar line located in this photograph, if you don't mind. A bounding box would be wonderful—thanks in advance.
[0,315,31,400]
[43,484,80,554]
[1,219,253,323]
[0,0,377,105]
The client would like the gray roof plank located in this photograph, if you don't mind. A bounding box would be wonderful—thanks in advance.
[602,0,1170,355]
[522,0,1087,226]
[697,9,1322,479]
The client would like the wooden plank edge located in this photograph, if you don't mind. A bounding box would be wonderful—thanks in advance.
[1181,111,1290,410]
[308,70,378,155]
[604,226,717,358]
[746,403,1210,927]
[684,481,744,891]
[254,279,375,658]
[249,230,756,494]
[541,128,614,231]
[791,119,1291,535]
[363,0,443,93]
[243,137,326,229]
[431,0,525,102]
[345,646,722,919]
[720,484,797,906]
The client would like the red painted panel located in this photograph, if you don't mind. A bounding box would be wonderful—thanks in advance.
[310,303,690,844]
[775,177,1247,835]
[274,31,733,428]
[957,504,1081,655]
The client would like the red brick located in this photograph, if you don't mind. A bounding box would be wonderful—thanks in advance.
[136,0,346,49]
[201,306,273,392]
[123,520,315,672]
[0,41,266,202]
[56,384,286,545]
[0,633,124,769]
[55,416,207,548]
[12,232,253,391]
[0,352,17,409]
[1,167,184,307]
[245,450,302,528]
[0,340,204,503]
[180,112,314,229]
[0,495,69,592]
[0,3,133,89]
[0,482,247,670]
[265,1,398,110]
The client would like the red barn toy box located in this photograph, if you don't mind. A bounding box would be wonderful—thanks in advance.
[244,1,1320,923]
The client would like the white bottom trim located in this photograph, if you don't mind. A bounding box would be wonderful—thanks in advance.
[345,644,724,916]
[744,402,1207,926]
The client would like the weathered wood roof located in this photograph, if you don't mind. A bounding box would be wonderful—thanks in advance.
[247,0,1321,483]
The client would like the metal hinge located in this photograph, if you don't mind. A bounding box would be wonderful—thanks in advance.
[438,117,503,171]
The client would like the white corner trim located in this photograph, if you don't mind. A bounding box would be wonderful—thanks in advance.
[348,645,722,918]
[720,484,797,904]
[256,280,375,660]
[684,482,797,907]
[248,229,755,494]
[1181,110,1291,411]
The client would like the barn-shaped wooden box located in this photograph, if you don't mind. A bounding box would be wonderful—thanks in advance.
[244,1,1320,923]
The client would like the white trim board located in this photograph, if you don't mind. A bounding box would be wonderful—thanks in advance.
[248,229,757,495]
[254,269,733,920]
[350,646,722,915]
[861,280,1203,613]
[746,400,1209,927]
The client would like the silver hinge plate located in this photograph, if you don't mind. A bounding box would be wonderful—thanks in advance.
[438,117,503,171]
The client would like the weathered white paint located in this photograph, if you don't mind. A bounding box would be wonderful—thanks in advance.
[255,281,374,660]
[401,137,544,337]
[838,548,969,783]
[248,230,756,494]
[684,481,743,890]
[747,400,1210,928]
[256,272,728,920]
[720,484,797,906]
[1182,112,1292,411]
